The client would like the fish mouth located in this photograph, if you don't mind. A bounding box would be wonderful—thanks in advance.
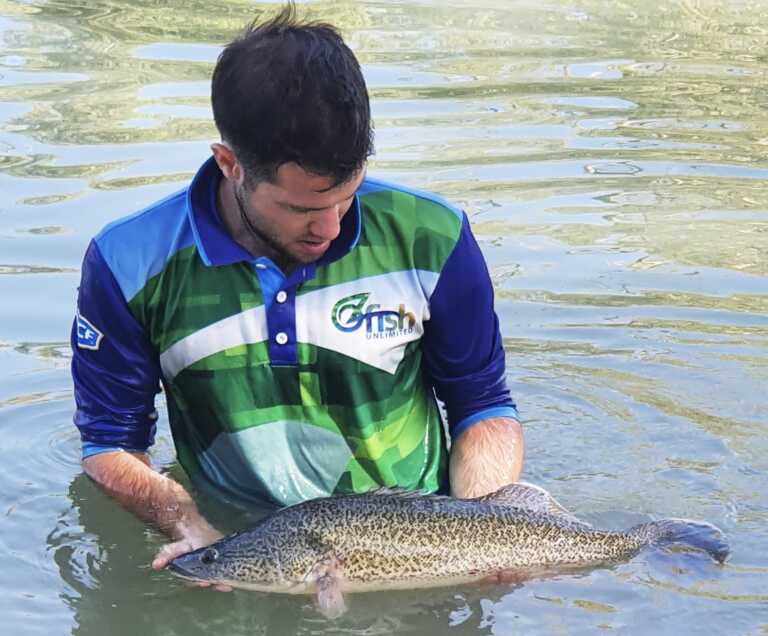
[166,560,206,582]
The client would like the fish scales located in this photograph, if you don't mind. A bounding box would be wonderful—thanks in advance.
[296,496,626,581]
[168,483,728,617]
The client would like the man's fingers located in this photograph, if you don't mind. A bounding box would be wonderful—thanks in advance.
[187,581,233,592]
[155,534,231,592]
[152,539,195,571]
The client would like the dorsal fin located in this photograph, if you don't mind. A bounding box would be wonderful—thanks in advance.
[474,482,590,527]
[362,487,431,499]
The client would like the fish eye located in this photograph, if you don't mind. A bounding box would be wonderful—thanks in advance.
[200,548,219,565]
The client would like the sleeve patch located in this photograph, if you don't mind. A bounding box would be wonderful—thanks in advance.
[76,313,105,351]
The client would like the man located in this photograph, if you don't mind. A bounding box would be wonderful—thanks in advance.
[71,5,523,573]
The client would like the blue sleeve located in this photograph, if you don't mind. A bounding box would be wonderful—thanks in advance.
[71,240,161,457]
[422,213,518,438]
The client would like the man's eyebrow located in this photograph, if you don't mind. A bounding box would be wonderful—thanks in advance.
[278,180,363,211]
[278,196,356,212]
[281,202,327,212]
[313,173,364,194]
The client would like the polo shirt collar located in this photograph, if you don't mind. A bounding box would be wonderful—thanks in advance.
[186,156,362,268]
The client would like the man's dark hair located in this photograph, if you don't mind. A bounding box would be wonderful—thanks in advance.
[211,3,373,187]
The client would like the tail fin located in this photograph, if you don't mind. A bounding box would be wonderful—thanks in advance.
[629,519,729,564]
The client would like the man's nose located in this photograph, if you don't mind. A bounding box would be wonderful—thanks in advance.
[310,205,342,241]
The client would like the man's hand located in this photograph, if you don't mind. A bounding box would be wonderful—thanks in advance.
[152,526,233,592]
[83,450,228,588]
[151,525,224,570]
[449,417,524,499]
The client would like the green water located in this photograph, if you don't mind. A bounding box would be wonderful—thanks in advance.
[1,1,766,634]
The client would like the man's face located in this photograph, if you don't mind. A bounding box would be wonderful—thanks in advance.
[234,162,364,269]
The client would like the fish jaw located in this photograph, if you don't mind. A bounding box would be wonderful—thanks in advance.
[167,545,301,594]
[167,559,309,594]
[167,558,203,581]
[167,546,235,585]
[170,548,348,618]
[167,549,219,582]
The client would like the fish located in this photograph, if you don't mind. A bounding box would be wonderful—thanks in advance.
[167,482,729,618]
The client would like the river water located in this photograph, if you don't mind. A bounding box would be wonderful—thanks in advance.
[1,0,766,634]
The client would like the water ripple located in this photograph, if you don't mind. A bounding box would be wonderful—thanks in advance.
[0,263,78,274]
[0,1,767,634]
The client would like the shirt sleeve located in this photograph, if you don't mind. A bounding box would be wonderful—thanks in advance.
[422,212,518,438]
[71,240,162,457]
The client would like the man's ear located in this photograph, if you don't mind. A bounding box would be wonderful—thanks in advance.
[211,142,242,183]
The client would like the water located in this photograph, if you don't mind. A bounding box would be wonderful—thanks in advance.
[1,0,767,634]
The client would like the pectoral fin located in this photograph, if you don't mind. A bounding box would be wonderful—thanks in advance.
[308,554,347,619]
[475,482,591,528]
[315,572,346,619]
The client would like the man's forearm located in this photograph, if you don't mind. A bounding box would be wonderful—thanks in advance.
[82,451,220,544]
[449,417,524,499]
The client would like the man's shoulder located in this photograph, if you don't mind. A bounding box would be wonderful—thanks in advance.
[351,176,467,277]
[358,175,465,235]
[95,187,189,246]
[92,187,196,303]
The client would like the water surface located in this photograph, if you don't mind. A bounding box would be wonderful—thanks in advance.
[1,1,767,634]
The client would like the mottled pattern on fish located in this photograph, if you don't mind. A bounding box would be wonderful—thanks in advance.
[168,483,728,611]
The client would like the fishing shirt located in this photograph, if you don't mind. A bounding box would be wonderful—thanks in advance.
[71,157,518,506]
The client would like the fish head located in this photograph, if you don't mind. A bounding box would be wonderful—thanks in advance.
[168,544,232,583]
[167,532,287,590]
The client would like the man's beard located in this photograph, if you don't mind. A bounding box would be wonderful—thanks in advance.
[233,184,298,271]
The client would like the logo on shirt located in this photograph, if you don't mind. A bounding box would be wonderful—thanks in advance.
[331,292,416,339]
[76,313,104,351]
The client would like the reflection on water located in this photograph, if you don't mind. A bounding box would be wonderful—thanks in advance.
[51,473,487,636]
[48,469,753,636]
[0,263,77,274]
[1,0,767,634]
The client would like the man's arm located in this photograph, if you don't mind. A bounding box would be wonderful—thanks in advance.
[449,417,523,498]
[73,240,223,571]
[83,451,223,570]
[422,211,523,493]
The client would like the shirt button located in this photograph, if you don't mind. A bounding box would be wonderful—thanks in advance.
[276,290,287,304]
[275,332,288,345]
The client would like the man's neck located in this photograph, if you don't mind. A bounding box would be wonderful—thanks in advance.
[217,179,255,253]
[216,178,295,274]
